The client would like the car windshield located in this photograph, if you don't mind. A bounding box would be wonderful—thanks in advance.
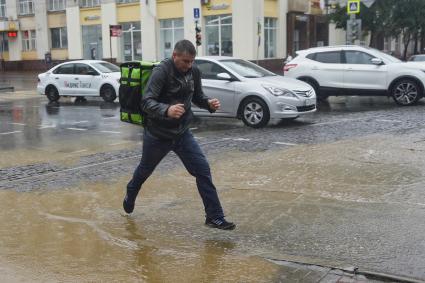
[410,55,425,61]
[91,62,120,73]
[219,59,276,78]
[370,48,401,63]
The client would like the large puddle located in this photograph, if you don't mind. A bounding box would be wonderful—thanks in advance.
[1,132,425,281]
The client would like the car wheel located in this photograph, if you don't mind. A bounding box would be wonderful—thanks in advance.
[101,85,117,102]
[240,97,270,128]
[46,85,60,102]
[391,79,421,106]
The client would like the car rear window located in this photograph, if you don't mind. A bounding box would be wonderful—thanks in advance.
[92,62,120,73]
[53,64,74,74]
[310,51,341,64]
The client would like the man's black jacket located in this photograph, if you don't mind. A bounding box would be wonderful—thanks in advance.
[140,58,214,140]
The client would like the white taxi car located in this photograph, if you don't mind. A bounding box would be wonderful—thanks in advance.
[37,60,120,102]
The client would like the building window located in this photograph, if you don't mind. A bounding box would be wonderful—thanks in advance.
[120,22,142,61]
[264,17,277,58]
[116,0,138,4]
[22,30,36,51]
[19,0,34,15]
[48,0,66,11]
[51,27,67,48]
[0,0,6,18]
[159,18,184,60]
[79,0,100,8]
[205,14,232,56]
[0,33,8,52]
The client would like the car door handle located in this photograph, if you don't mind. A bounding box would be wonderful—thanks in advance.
[312,67,319,70]
[347,67,354,70]
[74,78,79,80]
[55,77,59,80]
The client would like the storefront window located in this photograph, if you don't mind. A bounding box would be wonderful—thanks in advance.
[0,0,6,18]
[205,14,232,56]
[48,0,66,11]
[82,25,102,59]
[159,18,184,59]
[0,33,8,52]
[120,22,141,61]
[264,18,277,58]
[51,27,67,48]
[19,0,34,15]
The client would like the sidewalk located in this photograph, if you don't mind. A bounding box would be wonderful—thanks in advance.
[0,71,38,92]
[269,258,424,283]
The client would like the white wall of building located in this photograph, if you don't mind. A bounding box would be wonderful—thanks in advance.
[35,0,49,59]
[328,23,346,45]
[141,0,157,61]
[101,2,118,60]
[183,0,202,56]
[5,0,21,61]
[277,0,288,58]
[233,0,264,60]
[66,4,82,59]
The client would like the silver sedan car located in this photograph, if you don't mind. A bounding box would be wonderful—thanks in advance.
[193,56,316,128]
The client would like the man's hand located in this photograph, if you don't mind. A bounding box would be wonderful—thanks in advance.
[167,103,186,119]
[208,98,220,111]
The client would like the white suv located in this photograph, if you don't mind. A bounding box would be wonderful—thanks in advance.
[284,45,425,106]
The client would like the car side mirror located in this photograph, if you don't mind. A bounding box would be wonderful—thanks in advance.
[217,72,232,80]
[371,58,383,65]
[87,70,98,76]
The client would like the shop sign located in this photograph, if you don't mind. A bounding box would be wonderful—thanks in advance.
[207,3,230,10]
[84,15,100,21]
[109,25,122,37]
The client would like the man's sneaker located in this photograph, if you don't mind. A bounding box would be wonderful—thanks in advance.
[205,217,236,230]
[123,194,135,214]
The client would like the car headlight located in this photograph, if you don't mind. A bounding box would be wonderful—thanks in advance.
[262,85,296,97]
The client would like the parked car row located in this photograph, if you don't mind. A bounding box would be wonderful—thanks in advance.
[284,45,425,106]
[37,57,316,128]
[37,45,425,128]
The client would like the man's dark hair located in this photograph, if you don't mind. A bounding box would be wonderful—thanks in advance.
[174,39,196,56]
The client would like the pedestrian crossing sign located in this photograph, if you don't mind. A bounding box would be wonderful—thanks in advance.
[347,0,360,14]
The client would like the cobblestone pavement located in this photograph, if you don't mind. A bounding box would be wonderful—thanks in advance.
[2,96,425,193]
[1,95,425,282]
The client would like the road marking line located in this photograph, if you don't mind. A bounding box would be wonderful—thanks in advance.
[102,116,116,120]
[376,119,402,123]
[73,120,89,124]
[0,130,22,135]
[67,127,87,131]
[309,119,360,127]
[190,127,198,130]
[68,149,88,154]
[100,130,121,134]
[109,141,131,146]
[233,138,251,141]
[38,125,56,129]
[273,142,297,146]
[9,122,26,126]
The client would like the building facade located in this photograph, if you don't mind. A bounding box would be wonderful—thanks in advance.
[0,0,329,71]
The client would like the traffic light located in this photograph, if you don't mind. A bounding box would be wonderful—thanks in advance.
[195,26,201,46]
[351,20,359,40]
[346,18,362,43]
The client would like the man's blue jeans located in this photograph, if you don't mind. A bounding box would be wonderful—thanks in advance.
[126,129,224,220]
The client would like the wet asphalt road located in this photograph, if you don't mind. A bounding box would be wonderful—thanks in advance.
[1,92,425,282]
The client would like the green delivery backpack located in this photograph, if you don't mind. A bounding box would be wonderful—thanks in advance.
[119,61,158,126]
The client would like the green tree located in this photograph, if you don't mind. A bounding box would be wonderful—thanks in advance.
[328,0,397,48]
